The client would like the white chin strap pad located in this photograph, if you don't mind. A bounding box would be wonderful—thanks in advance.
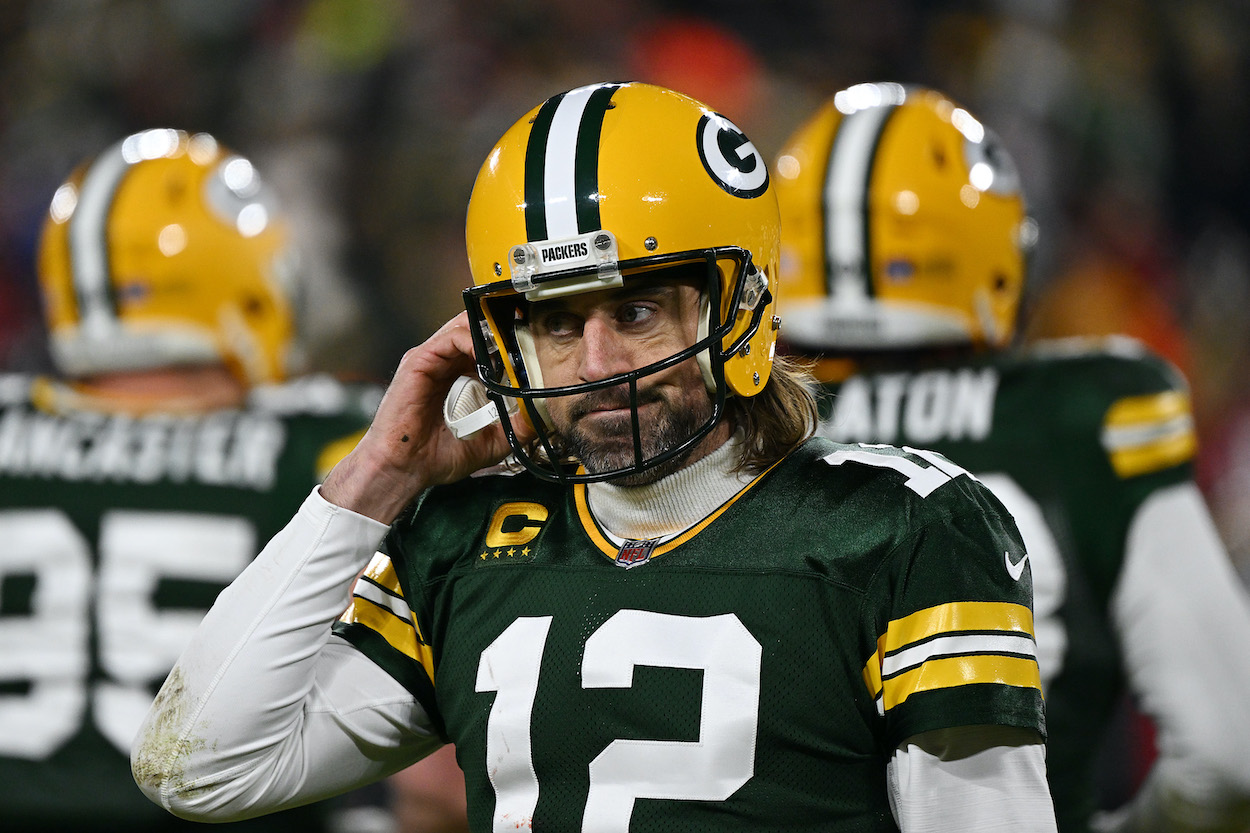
[697,290,716,393]
[443,375,518,439]
[513,323,552,428]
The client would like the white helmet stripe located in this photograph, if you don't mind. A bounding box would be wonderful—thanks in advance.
[543,84,603,239]
[824,104,893,303]
[520,82,622,242]
[69,137,131,336]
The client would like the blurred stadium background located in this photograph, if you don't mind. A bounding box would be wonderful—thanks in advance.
[2,0,1248,587]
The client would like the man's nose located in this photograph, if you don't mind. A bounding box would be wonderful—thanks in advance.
[578,314,634,382]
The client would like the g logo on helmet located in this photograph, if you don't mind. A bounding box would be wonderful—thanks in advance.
[697,113,769,198]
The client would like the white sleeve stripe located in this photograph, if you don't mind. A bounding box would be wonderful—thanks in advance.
[352,580,413,625]
[1101,414,1193,451]
[882,632,1037,677]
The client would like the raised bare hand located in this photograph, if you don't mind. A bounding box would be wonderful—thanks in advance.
[321,312,533,523]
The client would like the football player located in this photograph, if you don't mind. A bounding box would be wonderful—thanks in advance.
[133,82,1057,831]
[0,129,383,833]
[772,82,1250,833]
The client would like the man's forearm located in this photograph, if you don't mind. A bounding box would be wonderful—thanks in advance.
[131,488,403,820]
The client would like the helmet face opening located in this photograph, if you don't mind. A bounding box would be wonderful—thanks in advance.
[462,81,781,484]
[465,247,769,483]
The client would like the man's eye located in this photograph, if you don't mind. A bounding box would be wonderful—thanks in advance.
[619,303,655,324]
[538,312,577,336]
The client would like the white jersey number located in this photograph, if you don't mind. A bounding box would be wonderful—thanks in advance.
[0,508,252,758]
[821,444,976,497]
[477,611,763,833]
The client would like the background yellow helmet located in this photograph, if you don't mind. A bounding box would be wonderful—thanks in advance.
[463,81,780,482]
[37,128,297,385]
[774,83,1036,352]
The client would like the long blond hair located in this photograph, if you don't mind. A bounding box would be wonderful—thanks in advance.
[728,353,818,474]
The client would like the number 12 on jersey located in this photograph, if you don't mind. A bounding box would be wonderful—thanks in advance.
[476,610,762,833]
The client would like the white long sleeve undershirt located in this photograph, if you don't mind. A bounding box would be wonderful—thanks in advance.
[131,490,437,821]
[1094,483,1250,833]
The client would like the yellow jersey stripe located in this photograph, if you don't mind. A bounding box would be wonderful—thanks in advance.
[1103,390,1190,430]
[879,601,1034,655]
[339,596,436,682]
[879,654,1041,712]
[340,552,435,680]
[862,601,1035,698]
[1101,391,1196,477]
[360,552,403,596]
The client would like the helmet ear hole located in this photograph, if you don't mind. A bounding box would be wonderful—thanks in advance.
[242,294,267,317]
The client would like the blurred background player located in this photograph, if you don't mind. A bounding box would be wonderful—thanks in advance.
[772,82,1250,833]
[0,128,385,833]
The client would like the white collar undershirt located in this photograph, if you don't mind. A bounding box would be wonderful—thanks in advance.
[583,434,755,543]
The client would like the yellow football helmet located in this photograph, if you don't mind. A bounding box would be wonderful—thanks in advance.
[463,81,780,482]
[38,128,297,386]
[774,82,1035,352]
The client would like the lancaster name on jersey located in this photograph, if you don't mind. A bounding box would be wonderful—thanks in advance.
[0,373,379,833]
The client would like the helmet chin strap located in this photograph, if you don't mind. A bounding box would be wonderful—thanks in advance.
[513,323,552,428]
[696,290,716,393]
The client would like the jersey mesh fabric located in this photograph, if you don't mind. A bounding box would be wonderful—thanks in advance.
[335,437,1044,831]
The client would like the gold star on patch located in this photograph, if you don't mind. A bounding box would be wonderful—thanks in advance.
[480,552,488,560]
[522,546,531,556]
[493,550,501,559]
[507,548,516,557]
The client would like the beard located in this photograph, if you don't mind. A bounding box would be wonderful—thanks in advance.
[550,383,713,487]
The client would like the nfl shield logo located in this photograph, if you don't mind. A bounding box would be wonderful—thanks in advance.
[615,538,658,569]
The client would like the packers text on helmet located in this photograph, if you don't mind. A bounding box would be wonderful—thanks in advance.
[462,82,780,482]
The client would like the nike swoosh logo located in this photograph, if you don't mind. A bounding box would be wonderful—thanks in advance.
[1005,550,1029,581]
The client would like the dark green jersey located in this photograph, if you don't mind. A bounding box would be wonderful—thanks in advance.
[812,337,1196,833]
[0,373,379,833]
[335,437,1044,832]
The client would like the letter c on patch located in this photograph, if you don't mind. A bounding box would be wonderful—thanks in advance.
[485,501,549,547]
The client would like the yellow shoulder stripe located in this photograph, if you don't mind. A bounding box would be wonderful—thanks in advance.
[338,554,435,682]
[877,600,1034,655]
[862,601,1040,711]
[1101,391,1195,478]
[360,551,403,594]
[876,654,1041,712]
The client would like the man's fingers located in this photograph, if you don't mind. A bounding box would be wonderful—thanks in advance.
[402,313,480,385]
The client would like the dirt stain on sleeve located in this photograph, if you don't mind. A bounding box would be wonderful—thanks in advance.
[131,667,209,799]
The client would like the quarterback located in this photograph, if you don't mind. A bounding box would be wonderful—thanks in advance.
[773,83,1250,833]
[0,130,381,832]
[133,83,1057,832]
